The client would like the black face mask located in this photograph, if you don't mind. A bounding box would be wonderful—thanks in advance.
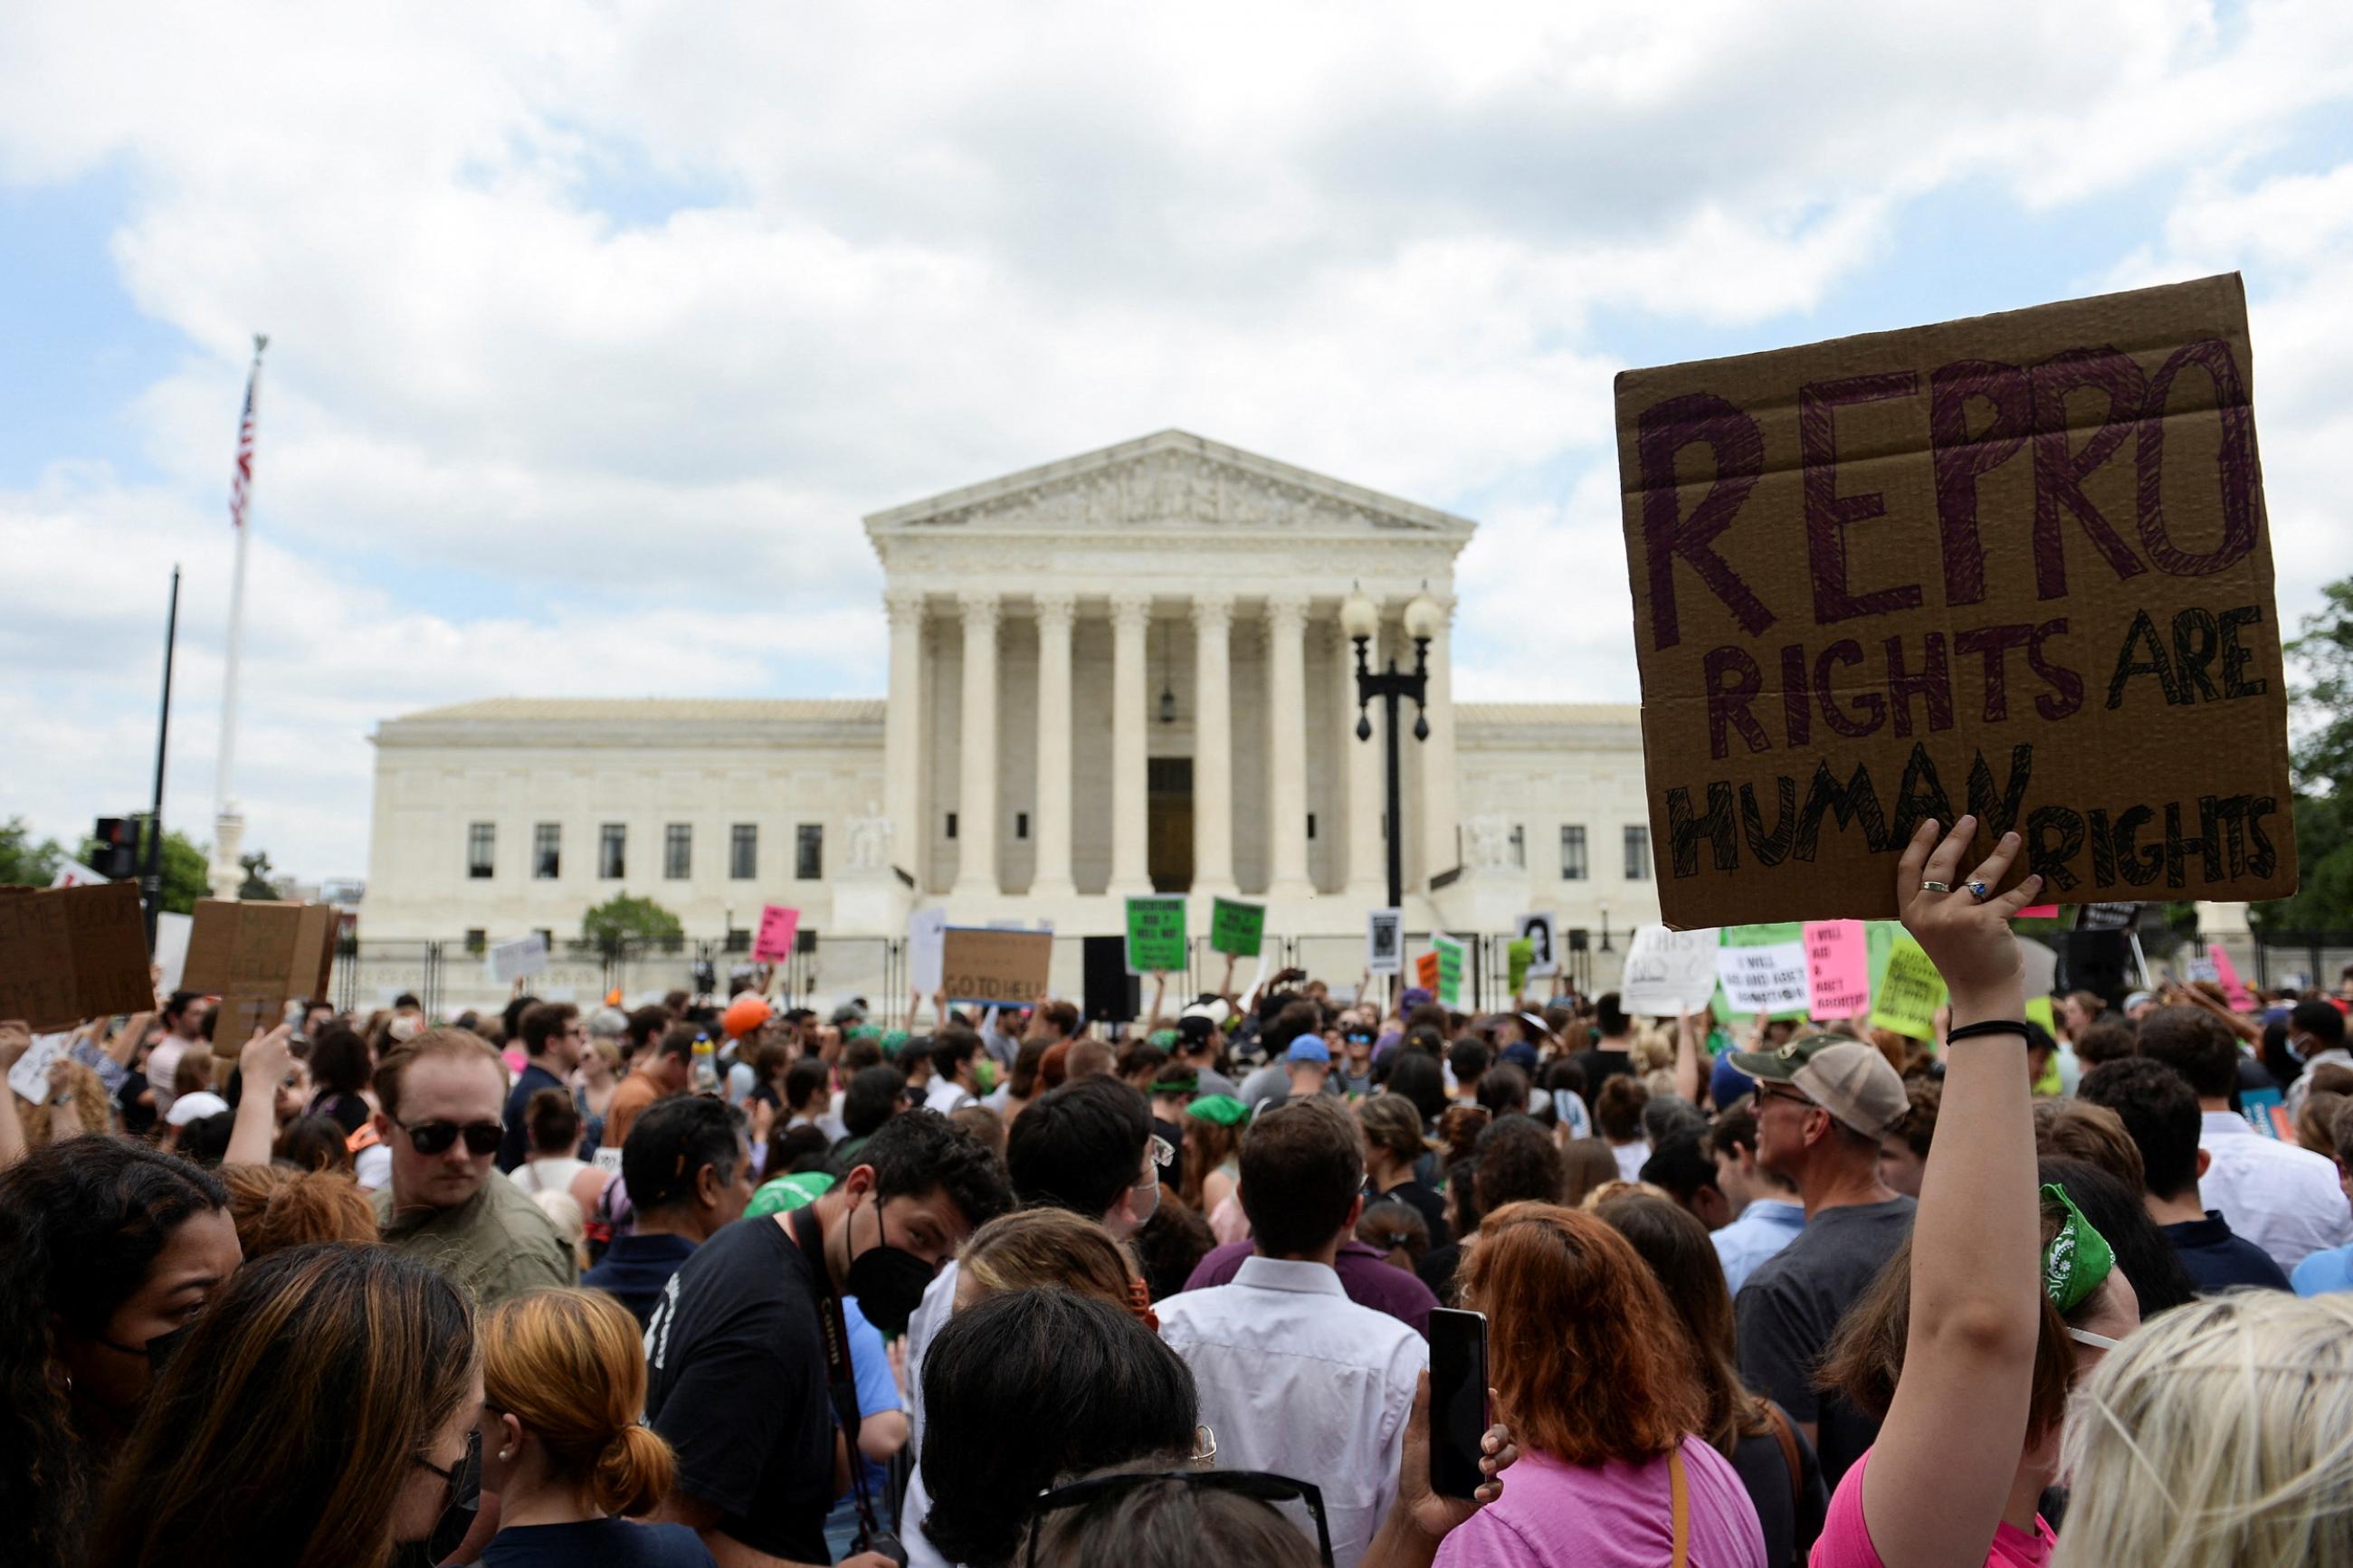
[843,1193,934,1335]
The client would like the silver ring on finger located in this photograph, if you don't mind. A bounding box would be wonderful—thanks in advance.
[1967,879,1991,901]
[1920,880,1951,894]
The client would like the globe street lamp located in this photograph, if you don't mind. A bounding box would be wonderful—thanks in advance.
[1342,592,1439,913]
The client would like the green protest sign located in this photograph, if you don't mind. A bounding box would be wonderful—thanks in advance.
[1710,921,1808,1025]
[1209,897,1266,958]
[1870,936,1948,1041]
[1431,933,1466,1008]
[1506,938,1533,996]
[1125,896,1188,974]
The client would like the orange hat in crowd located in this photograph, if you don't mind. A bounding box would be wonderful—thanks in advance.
[721,994,773,1040]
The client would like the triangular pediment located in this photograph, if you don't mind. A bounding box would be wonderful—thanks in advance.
[862,430,1474,539]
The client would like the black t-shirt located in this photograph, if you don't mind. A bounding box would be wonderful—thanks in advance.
[499,1062,566,1173]
[1152,1114,1187,1194]
[1415,1240,1463,1306]
[1729,1405,1827,1568]
[311,1088,370,1136]
[1567,1045,1637,1116]
[1735,1195,1915,1490]
[480,1519,715,1567]
[1370,1175,1453,1250]
[643,1216,834,1564]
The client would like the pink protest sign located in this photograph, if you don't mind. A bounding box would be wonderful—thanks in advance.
[2210,944,2257,1012]
[2015,904,2059,919]
[1804,919,1871,1018]
[753,904,801,963]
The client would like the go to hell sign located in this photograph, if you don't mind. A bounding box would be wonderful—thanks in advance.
[1615,273,2295,927]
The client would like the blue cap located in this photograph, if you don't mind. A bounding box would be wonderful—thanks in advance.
[1287,1037,1331,1064]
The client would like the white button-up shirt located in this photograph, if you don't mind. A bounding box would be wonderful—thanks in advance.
[1712,1197,1806,1297]
[1157,1255,1426,1568]
[2199,1110,2353,1274]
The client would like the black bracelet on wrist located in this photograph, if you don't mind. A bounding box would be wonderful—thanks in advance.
[1946,1020,2031,1045]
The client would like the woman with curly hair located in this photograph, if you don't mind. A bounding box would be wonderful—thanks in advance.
[88,1242,482,1568]
[0,1136,238,1568]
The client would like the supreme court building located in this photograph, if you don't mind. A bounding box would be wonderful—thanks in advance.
[364,432,1660,957]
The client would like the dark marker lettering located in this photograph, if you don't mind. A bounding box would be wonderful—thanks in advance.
[1780,644,1812,748]
[2031,347,2149,599]
[1666,782,1739,878]
[1956,623,2032,723]
[1794,760,1890,861]
[2028,618,2082,720]
[2170,608,2221,703]
[2249,796,2280,878]
[1703,646,1770,762]
[1800,370,1925,623]
[2219,605,2268,698]
[1888,744,1955,847]
[1815,639,1884,738]
[1637,392,1774,650]
[1929,357,2032,607]
[2136,338,2259,578]
[1965,745,2034,839]
[2105,609,2184,710]
[1740,778,1797,869]
[2111,804,2160,887]
[2025,805,2086,891]
[1883,632,1954,738]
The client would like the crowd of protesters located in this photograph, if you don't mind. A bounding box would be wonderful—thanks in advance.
[5,817,2353,1565]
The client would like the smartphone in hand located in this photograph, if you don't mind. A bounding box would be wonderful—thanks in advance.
[1428,1307,1491,1498]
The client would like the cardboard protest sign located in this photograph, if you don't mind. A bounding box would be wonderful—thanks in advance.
[1621,925,1722,1015]
[1209,898,1266,958]
[181,899,338,1050]
[1366,908,1404,975]
[1717,924,1812,1021]
[1124,897,1188,975]
[1870,936,1949,1041]
[1515,913,1560,977]
[940,927,1053,1007]
[908,908,948,994]
[1507,938,1534,996]
[1804,919,1872,1017]
[1617,275,2294,927]
[487,932,550,984]
[1430,934,1467,1009]
[752,905,802,964]
[2209,943,2256,1012]
[0,880,154,1031]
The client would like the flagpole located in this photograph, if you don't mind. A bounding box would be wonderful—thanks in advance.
[211,334,266,901]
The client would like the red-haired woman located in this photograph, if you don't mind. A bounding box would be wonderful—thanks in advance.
[1434,1201,1766,1567]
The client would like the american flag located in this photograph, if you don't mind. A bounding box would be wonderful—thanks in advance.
[228,337,265,529]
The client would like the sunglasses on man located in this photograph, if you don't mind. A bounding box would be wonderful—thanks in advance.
[398,1118,504,1155]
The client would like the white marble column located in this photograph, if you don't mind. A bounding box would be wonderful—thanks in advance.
[1109,593,1153,896]
[1031,593,1076,898]
[1420,595,1460,887]
[1191,594,1235,896]
[1339,616,1385,900]
[952,591,1000,898]
[1265,594,1312,901]
[882,590,926,883]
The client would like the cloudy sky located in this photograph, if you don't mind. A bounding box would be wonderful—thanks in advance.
[5,1,2352,881]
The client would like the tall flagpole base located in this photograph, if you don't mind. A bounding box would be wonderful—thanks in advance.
[211,810,245,901]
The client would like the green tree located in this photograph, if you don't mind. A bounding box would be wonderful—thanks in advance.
[2253,576,2353,934]
[581,892,685,956]
[0,816,63,886]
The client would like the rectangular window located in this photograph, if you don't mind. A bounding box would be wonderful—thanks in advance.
[664,823,692,879]
[1509,824,1526,869]
[599,823,626,879]
[464,927,486,954]
[466,822,495,879]
[1624,824,1653,881]
[1560,825,1587,880]
[533,822,560,879]
[945,812,958,841]
[730,823,757,879]
[533,928,553,952]
[1307,813,1318,841]
[1015,812,1029,841]
[796,823,824,880]
[724,927,751,954]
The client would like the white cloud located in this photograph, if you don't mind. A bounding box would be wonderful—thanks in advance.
[2,1,2349,875]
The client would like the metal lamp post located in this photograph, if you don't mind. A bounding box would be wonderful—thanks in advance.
[1341,592,1440,913]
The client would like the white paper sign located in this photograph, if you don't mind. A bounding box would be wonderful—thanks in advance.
[7,1031,71,1104]
[48,860,113,889]
[908,908,949,994]
[1715,941,1810,1018]
[152,911,194,997]
[1618,925,1721,1014]
[2016,936,2059,1003]
[1515,913,1560,978]
[1366,908,1405,975]
[487,933,550,985]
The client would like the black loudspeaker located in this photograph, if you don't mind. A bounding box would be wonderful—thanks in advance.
[2058,931,2133,1008]
[1567,928,1590,954]
[1083,935,1140,1024]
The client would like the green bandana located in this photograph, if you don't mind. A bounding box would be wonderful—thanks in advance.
[2041,1183,2116,1315]
[880,1029,910,1056]
[973,1059,998,1096]
[1186,1094,1250,1128]
[1148,1028,1179,1050]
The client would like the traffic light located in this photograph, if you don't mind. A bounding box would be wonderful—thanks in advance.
[92,816,141,880]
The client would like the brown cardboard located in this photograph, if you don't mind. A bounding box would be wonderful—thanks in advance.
[940,927,1054,1007]
[0,880,154,1031]
[1615,273,2294,927]
[180,899,339,1052]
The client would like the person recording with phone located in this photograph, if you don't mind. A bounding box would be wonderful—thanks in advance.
[370,1028,577,1308]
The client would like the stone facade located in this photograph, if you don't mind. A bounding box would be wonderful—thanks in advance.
[365,432,1666,950]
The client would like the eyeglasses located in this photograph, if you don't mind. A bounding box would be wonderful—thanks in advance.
[1144,1134,1176,1175]
[1024,1469,1329,1567]
[398,1118,503,1156]
[1751,1082,1812,1113]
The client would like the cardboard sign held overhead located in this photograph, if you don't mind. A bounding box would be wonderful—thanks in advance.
[0,880,153,1031]
[1616,274,2294,927]
[1208,898,1267,958]
[941,927,1053,1008]
[1619,925,1722,1016]
[181,899,338,1052]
